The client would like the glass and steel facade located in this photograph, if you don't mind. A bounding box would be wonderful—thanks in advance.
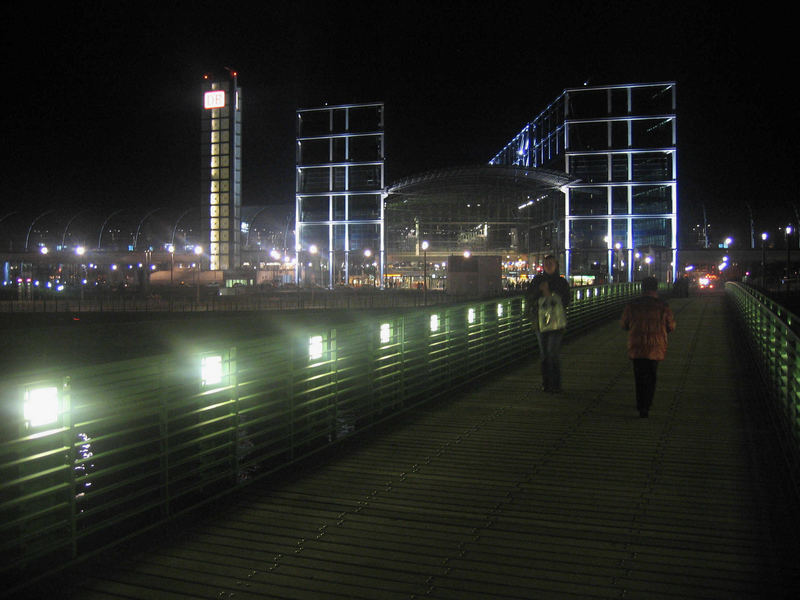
[201,76,242,272]
[295,103,384,287]
[384,166,572,288]
[490,82,677,282]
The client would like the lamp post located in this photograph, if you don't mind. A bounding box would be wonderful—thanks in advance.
[786,226,793,288]
[761,232,768,288]
[364,249,373,287]
[76,246,86,301]
[194,245,203,305]
[309,244,318,287]
[167,244,175,287]
[645,256,652,277]
[421,240,429,305]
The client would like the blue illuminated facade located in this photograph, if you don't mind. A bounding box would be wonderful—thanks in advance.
[490,82,677,282]
[295,103,385,287]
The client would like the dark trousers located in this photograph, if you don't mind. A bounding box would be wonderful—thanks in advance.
[537,329,565,391]
[632,358,659,413]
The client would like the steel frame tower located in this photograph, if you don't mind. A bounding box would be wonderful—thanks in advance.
[295,102,385,288]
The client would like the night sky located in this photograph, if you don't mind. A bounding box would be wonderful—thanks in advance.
[4,1,793,246]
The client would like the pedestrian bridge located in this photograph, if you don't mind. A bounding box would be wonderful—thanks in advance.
[4,285,800,598]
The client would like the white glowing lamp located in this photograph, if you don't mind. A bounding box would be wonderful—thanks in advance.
[24,386,59,428]
[201,355,223,386]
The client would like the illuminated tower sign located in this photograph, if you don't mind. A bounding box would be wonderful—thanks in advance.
[201,72,242,271]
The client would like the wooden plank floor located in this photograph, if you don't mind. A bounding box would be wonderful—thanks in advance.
[51,293,800,599]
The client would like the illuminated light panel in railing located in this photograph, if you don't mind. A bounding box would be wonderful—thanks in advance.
[24,385,59,428]
[497,304,504,317]
[468,308,476,324]
[309,336,323,361]
[201,355,223,386]
[380,323,391,344]
[430,314,440,332]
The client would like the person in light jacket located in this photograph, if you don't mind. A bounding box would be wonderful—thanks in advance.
[621,276,676,417]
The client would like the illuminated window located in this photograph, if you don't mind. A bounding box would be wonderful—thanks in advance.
[380,323,391,344]
[468,308,476,324]
[309,335,323,360]
[201,355,223,386]
[24,385,59,428]
[430,314,440,332]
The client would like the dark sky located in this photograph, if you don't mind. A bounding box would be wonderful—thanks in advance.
[3,1,793,245]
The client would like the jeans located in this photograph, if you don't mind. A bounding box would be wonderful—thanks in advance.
[536,329,565,391]
[632,358,659,413]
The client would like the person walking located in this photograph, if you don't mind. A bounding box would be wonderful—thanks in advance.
[527,255,570,393]
[621,276,676,417]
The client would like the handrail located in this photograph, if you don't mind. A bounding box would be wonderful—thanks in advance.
[726,282,800,498]
[0,282,639,592]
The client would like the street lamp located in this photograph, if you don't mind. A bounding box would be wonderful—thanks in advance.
[167,244,175,287]
[786,226,793,287]
[364,249,372,286]
[194,245,203,304]
[645,256,652,277]
[761,232,768,288]
[421,241,429,305]
[309,244,318,287]
[76,246,87,301]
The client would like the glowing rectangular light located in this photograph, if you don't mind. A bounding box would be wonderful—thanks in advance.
[380,323,391,344]
[430,314,440,332]
[468,308,476,324]
[24,386,59,428]
[309,335,323,360]
[204,90,226,109]
[497,303,504,317]
[201,355,223,386]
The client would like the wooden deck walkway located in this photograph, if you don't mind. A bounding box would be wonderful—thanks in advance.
[45,293,800,599]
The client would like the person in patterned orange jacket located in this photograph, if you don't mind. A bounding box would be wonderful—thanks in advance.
[621,276,676,417]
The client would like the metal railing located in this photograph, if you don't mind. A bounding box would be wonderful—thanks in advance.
[726,282,800,496]
[0,282,639,592]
